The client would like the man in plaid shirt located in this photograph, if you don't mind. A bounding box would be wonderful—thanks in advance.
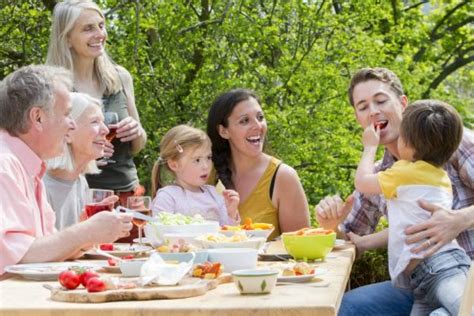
[316,67,474,315]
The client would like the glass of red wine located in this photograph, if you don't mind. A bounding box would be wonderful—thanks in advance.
[100,111,119,164]
[85,188,115,218]
[127,196,152,245]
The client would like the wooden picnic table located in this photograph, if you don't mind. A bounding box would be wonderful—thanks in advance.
[0,241,355,316]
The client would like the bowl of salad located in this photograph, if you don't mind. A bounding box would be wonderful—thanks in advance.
[144,212,220,247]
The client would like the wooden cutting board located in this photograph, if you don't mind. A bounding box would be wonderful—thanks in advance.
[47,274,232,303]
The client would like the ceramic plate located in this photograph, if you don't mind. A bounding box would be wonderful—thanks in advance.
[85,243,153,259]
[93,260,121,273]
[333,239,346,249]
[4,262,101,281]
[277,268,327,283]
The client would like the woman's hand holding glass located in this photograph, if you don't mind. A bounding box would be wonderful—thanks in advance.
[99,112,119,164]
[116,116,143,142]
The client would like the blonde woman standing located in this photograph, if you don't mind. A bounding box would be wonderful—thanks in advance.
[46,0,146,214]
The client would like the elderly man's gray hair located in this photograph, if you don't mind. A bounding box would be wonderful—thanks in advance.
[0,65,72,136]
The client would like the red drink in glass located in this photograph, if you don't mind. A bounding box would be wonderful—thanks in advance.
[85,202,114,218]
[106,126,117,142]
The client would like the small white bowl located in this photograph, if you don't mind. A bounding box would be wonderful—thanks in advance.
[157,251,208,264]
[144,221,220,247]
[118,260,145,277]
[207,248,258,273]
[163,233,201,247]
[232,269,279,294]
[196,237,266,250]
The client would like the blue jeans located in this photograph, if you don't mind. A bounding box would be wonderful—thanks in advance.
[338,281,414,316]
[338,249,471,316]
[409,249,470,316]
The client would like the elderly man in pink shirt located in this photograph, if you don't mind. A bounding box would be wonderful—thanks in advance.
[0,65,133,275]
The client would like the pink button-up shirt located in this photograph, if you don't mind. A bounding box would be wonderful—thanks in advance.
[0,130,56,275]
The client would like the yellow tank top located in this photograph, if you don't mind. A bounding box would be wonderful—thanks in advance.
[239,157,281,240]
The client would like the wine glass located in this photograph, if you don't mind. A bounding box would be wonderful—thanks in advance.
[101,112,119,164]
[85,188,115,218]
[127,196,152,245]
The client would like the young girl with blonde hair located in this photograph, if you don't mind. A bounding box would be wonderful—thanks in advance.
[151,125,240,226]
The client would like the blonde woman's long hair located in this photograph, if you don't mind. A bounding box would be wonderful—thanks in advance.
[46,92,102,174]
[151,125,212,198]
[46,0,121,95]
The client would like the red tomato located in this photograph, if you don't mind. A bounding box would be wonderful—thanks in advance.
[79,270,100,287]
[58,270,81,290]
[208,263,221,275]
[99,243,114,251]
[107,258,117,266]
[86,277,106,293]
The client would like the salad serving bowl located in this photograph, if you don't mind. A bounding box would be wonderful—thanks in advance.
[144,213,219,247]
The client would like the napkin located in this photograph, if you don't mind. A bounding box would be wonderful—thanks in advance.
[140,252,195,286]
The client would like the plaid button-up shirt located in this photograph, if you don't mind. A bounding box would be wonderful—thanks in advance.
[342,129,474,259]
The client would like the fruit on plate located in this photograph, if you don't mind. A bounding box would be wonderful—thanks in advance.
[99,243,114,251]
[192,262,223,279]
[58,270,81,290]
[107,258,118,266]
[221,217,274,231]
[283,227,334,236]
[281,262,315,276]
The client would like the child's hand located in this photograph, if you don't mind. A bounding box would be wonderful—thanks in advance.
[223,189,240,218]
[362,124,380,148]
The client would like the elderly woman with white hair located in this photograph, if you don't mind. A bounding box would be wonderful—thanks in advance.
[45,92,111,230]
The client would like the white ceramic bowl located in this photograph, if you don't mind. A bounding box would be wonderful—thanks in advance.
[232,269,279,294]
[220,228,274,241]
[144,221,220,247]
[207,248,258,273]
[157,251,208,264]
[196,237,266,250]
[163,233,201,247]
[118,260,146,277]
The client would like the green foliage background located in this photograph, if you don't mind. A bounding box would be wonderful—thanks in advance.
[1,0,473,286]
